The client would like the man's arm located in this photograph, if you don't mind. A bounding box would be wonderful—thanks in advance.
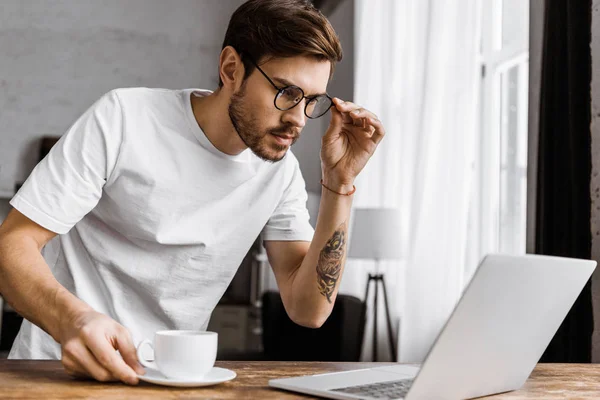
[265,97,384,328]
[0,209,65,336]
[0,209,143,384]
[265,179,353,328]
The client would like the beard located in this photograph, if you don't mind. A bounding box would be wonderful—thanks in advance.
[228,81,299,163]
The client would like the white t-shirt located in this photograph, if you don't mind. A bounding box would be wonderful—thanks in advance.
[8,88,314,359]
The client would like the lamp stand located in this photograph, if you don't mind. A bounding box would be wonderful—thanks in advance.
[364,260,397,362]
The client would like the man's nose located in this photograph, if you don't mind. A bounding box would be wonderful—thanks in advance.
[282,101,307,129]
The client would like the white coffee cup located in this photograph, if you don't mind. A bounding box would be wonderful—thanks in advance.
[136,330,218,380]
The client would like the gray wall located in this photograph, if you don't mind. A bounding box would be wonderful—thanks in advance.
[0,0,245,215]
[591,0,600,362]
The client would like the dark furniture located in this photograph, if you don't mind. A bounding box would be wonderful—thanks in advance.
[261,290,366,361]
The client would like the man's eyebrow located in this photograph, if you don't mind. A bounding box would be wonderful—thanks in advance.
[273,76,328,97]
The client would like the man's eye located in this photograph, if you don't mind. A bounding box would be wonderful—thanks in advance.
[282,87,303,102]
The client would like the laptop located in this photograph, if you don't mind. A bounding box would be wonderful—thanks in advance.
[269,253,596,400]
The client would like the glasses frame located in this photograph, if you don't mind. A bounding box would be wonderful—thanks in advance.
[245,55,333,119]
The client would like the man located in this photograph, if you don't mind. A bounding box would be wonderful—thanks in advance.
[0,0,384,385]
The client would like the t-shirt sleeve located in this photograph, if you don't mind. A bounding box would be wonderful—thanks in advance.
[261,157,315,242]
[9,90,124,234]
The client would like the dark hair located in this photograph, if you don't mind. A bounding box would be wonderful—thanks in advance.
[219,0,343,87]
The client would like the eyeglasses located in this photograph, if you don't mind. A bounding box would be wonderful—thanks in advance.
[245,56,333,119]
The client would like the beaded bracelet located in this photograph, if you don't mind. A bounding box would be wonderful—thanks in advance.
[320,179,356,196]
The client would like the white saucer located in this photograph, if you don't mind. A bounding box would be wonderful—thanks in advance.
[137,367,237,387]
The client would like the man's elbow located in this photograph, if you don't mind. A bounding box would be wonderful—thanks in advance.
[289,309,331,329]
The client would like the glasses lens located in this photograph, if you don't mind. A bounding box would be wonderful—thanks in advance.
[306,95,332,118]
[275,86,304,110]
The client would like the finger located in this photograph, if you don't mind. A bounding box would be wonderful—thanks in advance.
[367,117,385,144]
[332,97,359,111]
[341,116,383,143]
[332,99,379,127]
[114,328,146,376]
[341,124,374,143]
[63,354,88,379]
[85,333,139,385]
[349,108,379,124]
[352,116,368,129]
[332,98,369,117]
[341,112,354,124]
[327,104,345,132]
[332,98,357,121]
[348,110,379,132]
[334,104,354,124]
[343,116,374,136]
[63,343,116,382]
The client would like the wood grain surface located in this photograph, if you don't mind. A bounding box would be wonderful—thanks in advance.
[0,361,599,399]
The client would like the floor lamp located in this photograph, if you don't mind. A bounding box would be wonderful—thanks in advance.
[349,208,401,362]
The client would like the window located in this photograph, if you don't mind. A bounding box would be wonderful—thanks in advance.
[466,0,530,276]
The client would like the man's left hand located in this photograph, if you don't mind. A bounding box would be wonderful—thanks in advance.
[320,97,385,190]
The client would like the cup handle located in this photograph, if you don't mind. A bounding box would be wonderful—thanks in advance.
[136,339,157,370]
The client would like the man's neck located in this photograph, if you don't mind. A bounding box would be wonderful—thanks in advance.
[190,90,247,156]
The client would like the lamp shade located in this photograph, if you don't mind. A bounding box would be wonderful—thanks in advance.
[348,208,402,260]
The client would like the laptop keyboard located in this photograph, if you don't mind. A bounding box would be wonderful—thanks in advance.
[331,378,414,399]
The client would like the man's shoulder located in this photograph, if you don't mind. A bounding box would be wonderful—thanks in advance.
[108,87,181,104]
[98,87,197,121]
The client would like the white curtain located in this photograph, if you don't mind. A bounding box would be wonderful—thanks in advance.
[346,0,482,362]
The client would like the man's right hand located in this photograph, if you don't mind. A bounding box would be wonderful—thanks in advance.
[57,309,145,385]
[0,210,143,385]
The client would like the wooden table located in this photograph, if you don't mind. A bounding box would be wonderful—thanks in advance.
[1,360,600,399]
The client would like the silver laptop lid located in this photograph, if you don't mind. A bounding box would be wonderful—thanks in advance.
[406,253,596,399]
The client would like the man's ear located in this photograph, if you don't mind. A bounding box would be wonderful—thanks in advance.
[219,46,245,91]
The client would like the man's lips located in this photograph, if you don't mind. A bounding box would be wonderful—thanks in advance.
[272,133,295,139]
[271,133,294,146]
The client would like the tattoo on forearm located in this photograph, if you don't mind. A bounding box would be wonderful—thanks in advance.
[316,221,348,303]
